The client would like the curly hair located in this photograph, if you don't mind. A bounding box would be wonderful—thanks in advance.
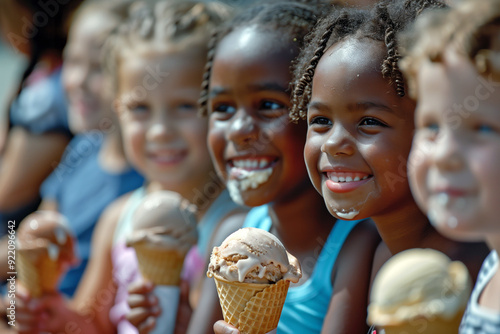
[290,0,447,122]
[400,0,500,99]
[104,0,233,93]
[198,0,327,116]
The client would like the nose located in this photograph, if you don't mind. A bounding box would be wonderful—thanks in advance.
[227,110,259,147]
[147,109,176,142]
[431,129,464,171]
[320,123,355,157]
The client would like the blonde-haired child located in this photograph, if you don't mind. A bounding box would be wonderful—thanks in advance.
[400,0,500,332]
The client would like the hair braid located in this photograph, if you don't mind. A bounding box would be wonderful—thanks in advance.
[199,30,219,116]
[377,4,405,96]
[291,10,352,122]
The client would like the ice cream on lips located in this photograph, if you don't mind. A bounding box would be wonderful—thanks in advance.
[207,227,302,284]
[226,158,275,204]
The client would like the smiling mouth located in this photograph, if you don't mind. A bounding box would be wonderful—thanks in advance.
[325,172,371,183]
[229,157,277,170]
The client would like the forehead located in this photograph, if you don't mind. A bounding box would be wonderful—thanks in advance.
[215,25,298,68]
[418,49,500,110]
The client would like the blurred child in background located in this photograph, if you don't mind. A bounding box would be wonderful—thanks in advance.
[400,0,500,332]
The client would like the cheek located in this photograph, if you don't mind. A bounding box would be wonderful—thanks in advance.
[304,134,322,185]
[207,122,227,171]
[408,140,431,211]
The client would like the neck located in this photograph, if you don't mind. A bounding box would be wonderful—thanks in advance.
[372,201,437,255]
[268,188,333,255]
[99,127,129,173]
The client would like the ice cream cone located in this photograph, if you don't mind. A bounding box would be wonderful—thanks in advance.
[214,277,290,334]
[17,251,60,298]
[133,244,185,286]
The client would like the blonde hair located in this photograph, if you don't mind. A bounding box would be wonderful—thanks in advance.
[400,0,500,99]
[104,0,233,92]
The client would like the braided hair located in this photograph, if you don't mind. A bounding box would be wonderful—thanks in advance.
[104,0,233,93]
[198,0,326,116]
[290,0,447,122]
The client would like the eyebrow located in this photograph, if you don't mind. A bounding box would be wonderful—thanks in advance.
[308,101,396,114]
[209,82,289,99]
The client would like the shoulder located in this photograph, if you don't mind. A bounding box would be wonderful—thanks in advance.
[93,192,134,243]
[209,210,248,250]
[332,219,380,280]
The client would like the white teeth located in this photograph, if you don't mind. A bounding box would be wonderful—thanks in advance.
[346,176,353,182]
[233,159,270,169]
[362,176,368,180]
[339,177,346,182]
[332,176,339,182]
[354,176,360,181]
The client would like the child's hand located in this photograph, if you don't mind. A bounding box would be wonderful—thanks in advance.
[127,280,160,334]
[213,321,277,334]
[213,320,240,334]
[16,284,45,334]
[127,279,192,334]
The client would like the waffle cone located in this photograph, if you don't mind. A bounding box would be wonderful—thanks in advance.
[214,277,290,334]
[133,244,185,286]
[383,310,465,334]
[17,252,60,298]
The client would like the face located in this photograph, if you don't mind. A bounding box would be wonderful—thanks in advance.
[116,47,214,198]
[409,49,500,241]
[63,13,115,134]
[305,38,417,220]
[207,26,310,207]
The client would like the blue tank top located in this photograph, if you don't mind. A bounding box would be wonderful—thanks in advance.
[242,205,362,333]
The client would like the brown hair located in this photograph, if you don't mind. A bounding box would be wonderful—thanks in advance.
[400,0,500,99]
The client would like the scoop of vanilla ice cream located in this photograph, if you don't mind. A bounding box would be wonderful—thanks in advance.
[16,211,77,267]
[368,248,471,326]
[207,227,302,284]
[126,191,198,256]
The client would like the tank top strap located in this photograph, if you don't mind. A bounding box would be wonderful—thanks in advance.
[312,219,364,290]
[112,186,147,245]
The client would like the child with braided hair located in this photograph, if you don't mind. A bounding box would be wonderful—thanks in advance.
[199,2,380,333]
[399,0,500,332]
[15,1,248,333]
[289,0,490,331]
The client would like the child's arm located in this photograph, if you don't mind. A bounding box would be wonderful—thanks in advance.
[322,220,381,334]
[69,194,130,333]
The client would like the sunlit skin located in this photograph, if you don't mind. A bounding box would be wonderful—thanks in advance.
[208,27,380,334]
[208,26,312,208]
[409,48,500,313]
[410,49,500,246]
[116,46,216,205]
[305,38,418,224]
[63,12,116,134]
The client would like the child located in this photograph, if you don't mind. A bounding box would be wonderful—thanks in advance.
[34,0,144,298]
[290,0,489,324]
[399,0,500,332]
[16,1,247,333]
[196,2,381,334]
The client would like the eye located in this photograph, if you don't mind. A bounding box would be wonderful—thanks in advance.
[177,103,197,112]
[359,117,387,127]
[212,103,236,114]
[128,103,149,114]
[260,100,287,118]
[309,116,332,126]
[477,124,495,133]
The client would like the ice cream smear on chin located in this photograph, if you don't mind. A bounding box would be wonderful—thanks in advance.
[226,164,274,204]
[207,227,302,284]
[334,209,359,220]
